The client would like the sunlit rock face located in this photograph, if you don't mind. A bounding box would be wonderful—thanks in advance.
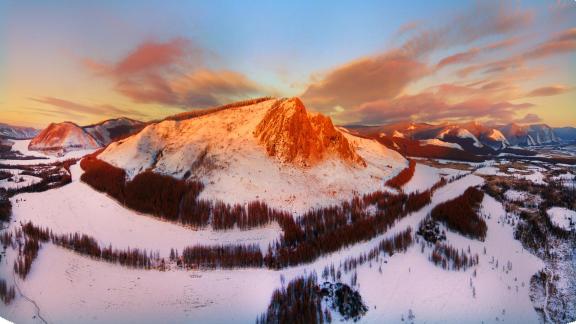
[254,97,365,167]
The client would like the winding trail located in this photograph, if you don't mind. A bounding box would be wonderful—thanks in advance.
[12,273,48,324]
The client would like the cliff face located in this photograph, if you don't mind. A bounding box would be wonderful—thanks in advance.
[254,98,366,167]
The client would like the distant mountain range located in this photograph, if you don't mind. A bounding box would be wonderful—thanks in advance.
[345,121,575,162]
[0,123,39,139]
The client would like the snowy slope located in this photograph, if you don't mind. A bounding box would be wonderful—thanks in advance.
[29,122,101,152]
[1,168,545,323]
[99,98,407,213]
[419,138,463,150]
[499,123,560,146]
[8,163,281,257]
[83,117,143,146]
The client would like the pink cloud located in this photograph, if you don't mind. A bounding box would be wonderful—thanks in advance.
[85,38,266,108]
[525,85,572,97]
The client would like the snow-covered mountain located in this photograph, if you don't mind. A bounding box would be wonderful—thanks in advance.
[98,97,406,213]
[0,123,39,139]
[28,118,144,153]
[554,127,576,141]
[29,122,101,151]
[499,123,560,146]
[83,117,144,146]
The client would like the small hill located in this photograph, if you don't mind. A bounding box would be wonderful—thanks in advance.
[29,122,100,151]
[83,117,144,146]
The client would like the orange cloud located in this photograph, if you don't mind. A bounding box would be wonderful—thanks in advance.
[31,97,149,119]
[436,37,519,69]
[302,3,533,114]
[524,28,576,59]
[345,93,533,124]
[302,55,428,111]
[525,85,572,97]
[85,38,266,108]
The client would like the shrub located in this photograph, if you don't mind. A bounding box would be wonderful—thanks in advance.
[430,187,487,240]
[0,279,16,305]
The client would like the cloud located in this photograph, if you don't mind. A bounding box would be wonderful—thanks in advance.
[457,28,576,77]
[301,3,533,113]
[395,21,420,37]
[525,85,572,97]
[302,55,428,111]
[436,37,519,69]
[83,38,199,76]
[30,97,149,119]
[523,28,576,59]
[398,3,532,59]
[343,92,533,125]
[85,38,267,108]
[514,113,542,124]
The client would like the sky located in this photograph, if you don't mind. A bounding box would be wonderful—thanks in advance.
[1,0,575,128]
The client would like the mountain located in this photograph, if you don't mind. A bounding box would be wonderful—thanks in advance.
[28,117,144,153]
[28,122,101,151]
[83,117,144,146]
[457,122,510,150]
[97,97,406,212]
[554,127,576,141]
[0,123,39,139]
[499,123,559,146]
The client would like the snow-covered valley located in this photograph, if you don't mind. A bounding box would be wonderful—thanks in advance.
[0,99,575,323]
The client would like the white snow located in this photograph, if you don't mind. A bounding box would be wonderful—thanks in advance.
[456,128,483,147]
[488,129,510,147]
[547,207,576,232]
[8,164,282,257]
[2,140,95,165]
[437,127,483,148]
[402,163,468,194]
[392,130,405,138]
[0,162,547,323]
[419,138,463,150]
[0,174,42,190]
[474,166,504,176]
[504,189,528,202]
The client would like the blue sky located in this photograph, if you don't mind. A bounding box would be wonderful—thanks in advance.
[1,0,575,127]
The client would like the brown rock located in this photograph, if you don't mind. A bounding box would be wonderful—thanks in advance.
[254,98,366,167]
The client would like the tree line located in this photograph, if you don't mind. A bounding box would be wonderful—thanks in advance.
[82,155,455,268]
[431,187,487,240]
[21,222,155,270]
[385,159,416,189]
[429,242,479,271]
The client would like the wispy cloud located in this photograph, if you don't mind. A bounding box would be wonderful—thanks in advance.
[85,38,267,108]
[30,97,149,119]
[301,2,574,125]
[525,85,572,97]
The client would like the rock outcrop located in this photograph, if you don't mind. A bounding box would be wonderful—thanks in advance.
[254,98,366,167]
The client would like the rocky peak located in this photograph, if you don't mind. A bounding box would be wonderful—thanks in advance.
[254,98,366,167]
